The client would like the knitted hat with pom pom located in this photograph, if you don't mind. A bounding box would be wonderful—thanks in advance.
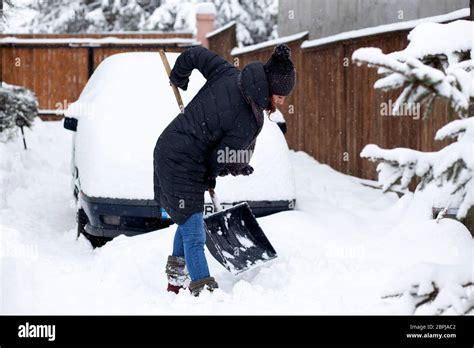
[264,44,296,96]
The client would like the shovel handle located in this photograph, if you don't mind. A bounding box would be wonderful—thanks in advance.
[159,50,184,113]
[208,188,223,213]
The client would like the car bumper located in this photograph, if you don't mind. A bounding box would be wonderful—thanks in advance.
[80,193,173,238]
[80,192,295,239]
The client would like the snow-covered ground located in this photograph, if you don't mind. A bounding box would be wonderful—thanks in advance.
[0,120,472,314]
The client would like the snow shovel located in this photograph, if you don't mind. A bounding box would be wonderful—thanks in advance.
[159,51,277,274]
[204,188,278,274]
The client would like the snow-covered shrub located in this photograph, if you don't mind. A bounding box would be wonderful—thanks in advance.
[0,83,38,141]
[352,20,474,219]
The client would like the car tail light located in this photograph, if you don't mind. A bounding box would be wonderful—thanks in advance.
[101,215,121,226]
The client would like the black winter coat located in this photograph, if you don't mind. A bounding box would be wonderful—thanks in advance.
[153,46,270,225]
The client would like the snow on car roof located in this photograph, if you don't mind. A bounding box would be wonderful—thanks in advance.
[66,52,295,202]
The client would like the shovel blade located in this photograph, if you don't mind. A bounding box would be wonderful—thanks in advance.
[204,203,277,274]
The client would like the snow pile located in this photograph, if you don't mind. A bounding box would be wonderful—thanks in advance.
[213,113,295,203]
[381,219,471,266]
[1,123,472,314]
[65,52,295,202]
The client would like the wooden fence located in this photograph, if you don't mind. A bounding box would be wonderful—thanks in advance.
[208,18,468,180]
[207,21,237,65]
[0,33,197,119]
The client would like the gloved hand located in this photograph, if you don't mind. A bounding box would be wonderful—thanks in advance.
[169,76,189,91]
[238,164,254,176]
[228,164,254,176]
[218,167,231,177]
[217,165,254,177]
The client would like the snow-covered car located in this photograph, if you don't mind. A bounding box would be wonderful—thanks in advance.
[64,51,295,246]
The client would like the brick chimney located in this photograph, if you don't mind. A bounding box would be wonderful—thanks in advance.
[195,2,216,48]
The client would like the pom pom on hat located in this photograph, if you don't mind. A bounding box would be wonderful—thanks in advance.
[264,44,296,96]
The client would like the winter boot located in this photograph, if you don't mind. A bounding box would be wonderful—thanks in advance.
[165,255,189,294]
[189,277,219,297]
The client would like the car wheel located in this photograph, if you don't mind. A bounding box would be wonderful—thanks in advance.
[77,208,111,248]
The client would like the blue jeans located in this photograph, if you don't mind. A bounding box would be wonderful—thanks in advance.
[172,212,210,282]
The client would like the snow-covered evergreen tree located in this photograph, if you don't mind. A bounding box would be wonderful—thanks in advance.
[145,0,195,31]
[0,83,38,141]
[1,0,14,30]
[10,0,278,46]
[213,0,278,46]
[352,20,473,219]
[26,0,155,33]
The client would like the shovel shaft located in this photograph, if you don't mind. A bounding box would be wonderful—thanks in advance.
[208,188,223,213]
[159,50,184,112]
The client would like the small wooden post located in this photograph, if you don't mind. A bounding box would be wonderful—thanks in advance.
[20,126,27,150]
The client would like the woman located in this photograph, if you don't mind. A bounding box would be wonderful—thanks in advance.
[154,43,296,296]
